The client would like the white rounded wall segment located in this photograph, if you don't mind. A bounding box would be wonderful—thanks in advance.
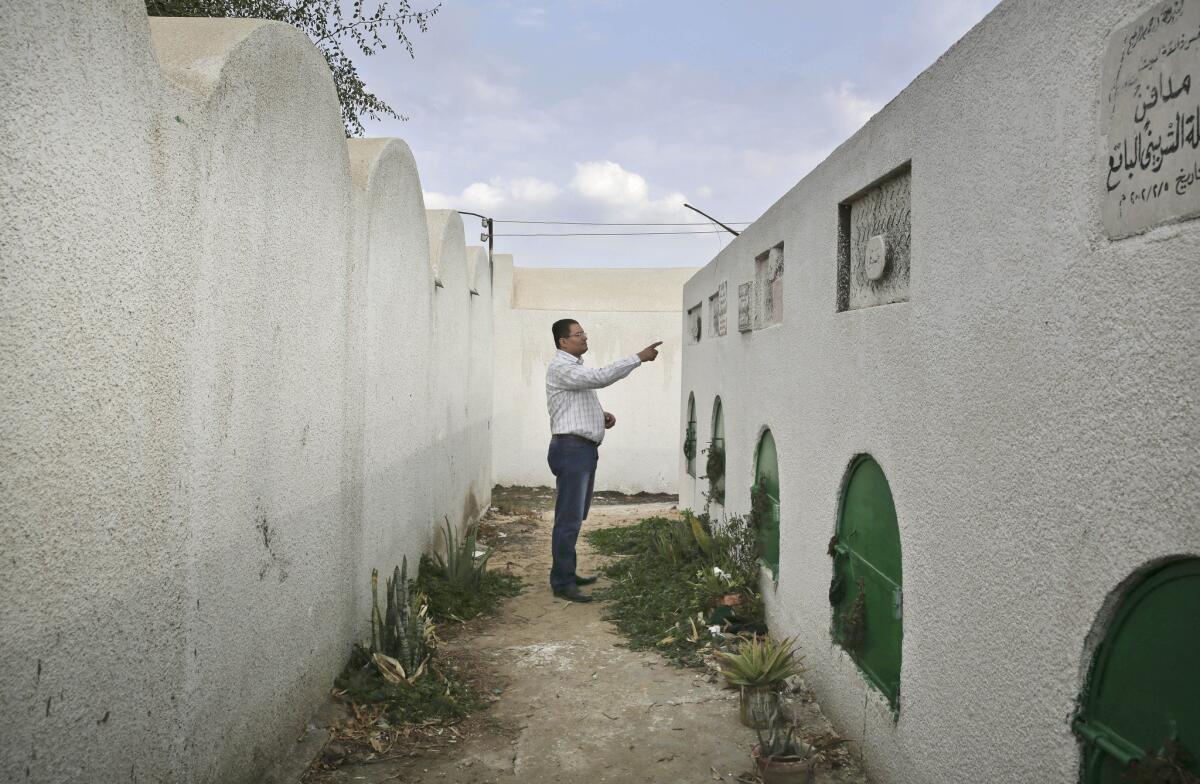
[0,4,187,782]
[151,16,359,783]
[466,246,495,519]
[426,209,477,534]
[679,1,1200,782]
[3,4,502,783]
[346,137,435,634]
[426,209,467,289]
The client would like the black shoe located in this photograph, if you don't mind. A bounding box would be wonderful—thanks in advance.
[574,574,599,586]
[552,586,593,603]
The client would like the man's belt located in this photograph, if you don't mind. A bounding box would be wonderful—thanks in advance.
[552,433,600,447]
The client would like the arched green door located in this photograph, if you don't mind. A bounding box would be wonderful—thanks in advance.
[708,397,725,504]
[685,393,697,477]
[753,430,780,577]
[1074,558,1200,783]
[830,455,902,709]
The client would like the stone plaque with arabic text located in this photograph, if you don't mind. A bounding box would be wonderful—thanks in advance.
[738,282,752,332]
[1101,0,1200,238]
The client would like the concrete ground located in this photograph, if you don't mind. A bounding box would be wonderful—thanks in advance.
[291,500,869,784]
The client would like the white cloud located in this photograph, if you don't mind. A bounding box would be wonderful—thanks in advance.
[424,176,560,214]
[422,190,453,210]
[460,182,506,211]
[571,160,649,205]
[570,161,688,220]
[825,82,883,135]
[508,176,560,203]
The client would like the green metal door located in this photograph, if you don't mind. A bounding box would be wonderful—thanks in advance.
[830,455,903,709]
[753,429,780,577]
[1074,558,1200,783]
[709,397,725,504]
[685,393,697,477]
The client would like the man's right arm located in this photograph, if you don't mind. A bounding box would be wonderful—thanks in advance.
[549,355,641,390]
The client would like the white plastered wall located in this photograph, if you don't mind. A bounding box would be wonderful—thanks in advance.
[346,137,437,635]
[0,3,189,782]
[0,3,489,782]
[466,246,496,517]
[679,2,1200,783]
[491,257,696,494]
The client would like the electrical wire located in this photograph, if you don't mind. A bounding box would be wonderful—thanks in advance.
[493,219,753,226]
[495,229,732,237]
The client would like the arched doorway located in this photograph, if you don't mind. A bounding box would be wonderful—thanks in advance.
[684,393,697,477]
[1074,558,1200,782]
[829,455,903,709]
[753,429,780,578]
[707,397,725,504]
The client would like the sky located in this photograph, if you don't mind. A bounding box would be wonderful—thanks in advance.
[355,1,1002,268]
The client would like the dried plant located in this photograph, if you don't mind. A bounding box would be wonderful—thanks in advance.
[1126,738,1200,784]
[833,579,867,651]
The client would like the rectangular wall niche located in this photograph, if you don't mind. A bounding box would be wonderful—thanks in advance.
[708,282,727,337]
[755,243,784,328]
[686,303,703,344]
[837,163,911,312]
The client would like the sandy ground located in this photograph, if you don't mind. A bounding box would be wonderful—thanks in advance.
[284,499,869,784]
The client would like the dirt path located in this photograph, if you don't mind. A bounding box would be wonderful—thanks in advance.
[296,500,868,784]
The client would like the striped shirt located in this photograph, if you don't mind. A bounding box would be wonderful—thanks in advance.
[546,349,641,444]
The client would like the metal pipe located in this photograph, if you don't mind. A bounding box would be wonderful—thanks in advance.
[683,203,740,236]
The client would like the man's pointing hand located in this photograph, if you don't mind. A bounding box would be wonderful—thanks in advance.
[637,341,663,362]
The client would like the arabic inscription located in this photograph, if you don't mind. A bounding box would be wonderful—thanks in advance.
[1102,0,1200,237]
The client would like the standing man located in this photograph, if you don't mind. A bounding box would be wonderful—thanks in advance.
[545,319,662,602]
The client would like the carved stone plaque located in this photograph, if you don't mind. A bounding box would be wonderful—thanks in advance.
[837,166,911,312]
[708,284,727,337]
[1101,0,1200,238]
[738,282,753,332]
[865,234,888,281]
[717,281,727,336]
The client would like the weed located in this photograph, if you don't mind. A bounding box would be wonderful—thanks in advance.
[587,516,674,555]
[702,441,726,503]
[335,644,481,724]
[417,554,523,623]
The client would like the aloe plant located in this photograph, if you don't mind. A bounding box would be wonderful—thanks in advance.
[433,516,493,588]
[716,635,803,688]
[752,705,811,759]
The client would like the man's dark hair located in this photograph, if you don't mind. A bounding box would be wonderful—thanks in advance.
[552,319,579,350]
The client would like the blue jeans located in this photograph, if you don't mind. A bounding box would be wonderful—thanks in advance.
[547,435,598,591]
